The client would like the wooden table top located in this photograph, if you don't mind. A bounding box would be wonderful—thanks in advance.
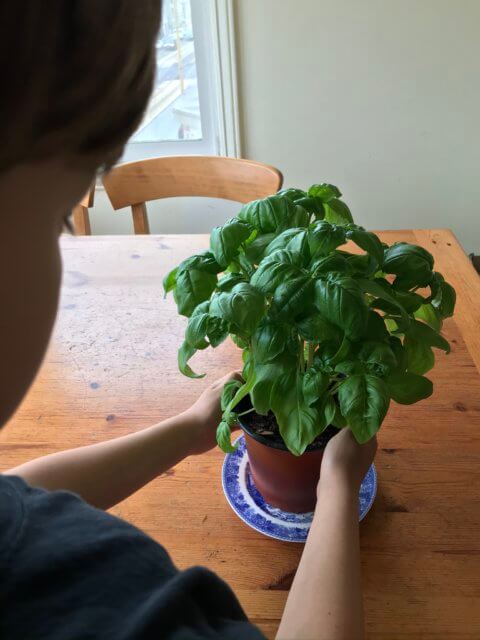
[1,230,480,639]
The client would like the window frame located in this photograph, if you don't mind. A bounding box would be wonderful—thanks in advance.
[120,0,240,164]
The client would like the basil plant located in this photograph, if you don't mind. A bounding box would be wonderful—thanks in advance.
[164,183,456,456]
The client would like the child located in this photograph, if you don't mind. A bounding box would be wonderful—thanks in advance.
[0,2,375,638]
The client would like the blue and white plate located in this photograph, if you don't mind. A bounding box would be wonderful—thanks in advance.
[222,434,377,543]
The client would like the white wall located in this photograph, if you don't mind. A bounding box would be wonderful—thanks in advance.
[90,189,239,235]
[92,0,480,253]
[234,0,480,253]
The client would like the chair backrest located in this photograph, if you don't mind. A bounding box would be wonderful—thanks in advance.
[72,185,95,235]
[102,155,283,234]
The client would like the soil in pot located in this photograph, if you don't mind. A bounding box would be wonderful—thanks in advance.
[236,396,339,513]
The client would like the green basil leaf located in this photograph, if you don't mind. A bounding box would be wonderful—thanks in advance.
[186,300,209,318]
[163,266,178,295]
[206,316,229,347]
[346,227,384,266]
[224,369,257,418]
[314,340,345,371]
[357,340,397,377]
[394,291,425,313]
[174,269,217,317]
[242,348,254,379]
[328,334,351,365]
[335,360,365,376]
[290,204,310,228]
[314,276,368,340]
[178,342,205,379]
[210,218,252,268]
[308,221,346,257]
[294,196,325,219]
[407,319,450,353]
[384,242,434,269]
[310,253,352,276]
[250,367,277,415]
[324,198,354,225]
[344,252,378,277]
[303,368,329,406]
[233,334,249,350]
[385,318,400,333]
[308,183,342,202]
[243,232,276,264]
[414,303,442,331]
[277,188,307,201]
[386,372,433,405]
[297,313,343,343]
[432,280,456,319]
[272,275,314,319]
[429,271,444,301]
[252,320,291,364]
[216,421,237,453]
[265,229,310,264]
[238,195,298,233]
[338,374,390,443]
[210,283,266,337]
[364,310,390,341]
[404,336,435,375]
[357,278,407,319]
[237,254,255,277]
[389,336,407,372]
[251,250,303,294]
[250,354,296,415]
[185,311,209,350]
[216,273,245,292]
[322,395,337,426]
[221,380,243,411]
[179,251,223,274]
[332,402,347,428]
[271,372,323,455]
[383,243,434,289]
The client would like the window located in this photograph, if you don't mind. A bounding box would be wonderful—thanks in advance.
[122,0,239,163]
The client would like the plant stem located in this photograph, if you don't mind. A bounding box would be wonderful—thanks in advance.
[237,407,256,418]
[299,340,305,371]
[307,342,315,368]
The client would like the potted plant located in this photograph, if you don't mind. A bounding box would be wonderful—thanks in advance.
[164,183,456,512]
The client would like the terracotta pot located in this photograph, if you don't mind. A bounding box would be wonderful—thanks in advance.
[238,399,338,513]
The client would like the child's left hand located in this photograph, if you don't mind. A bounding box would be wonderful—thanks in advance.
[183,371,242,455]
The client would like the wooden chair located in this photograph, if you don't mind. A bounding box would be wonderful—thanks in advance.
[72,186,95,235]
[102,156,283,234]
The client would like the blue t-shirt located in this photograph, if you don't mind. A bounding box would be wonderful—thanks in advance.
[0,475,265,639]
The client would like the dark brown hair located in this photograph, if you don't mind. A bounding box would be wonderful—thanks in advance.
[0,0,162,171]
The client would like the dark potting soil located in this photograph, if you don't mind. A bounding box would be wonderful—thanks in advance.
[237,396,340,451]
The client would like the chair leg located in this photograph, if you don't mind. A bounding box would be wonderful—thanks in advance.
[72,205,91,235]
[132,203,150,234]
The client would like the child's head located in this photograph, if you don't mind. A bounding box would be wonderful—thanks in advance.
[1,1,161,174]
[0,1,161,427]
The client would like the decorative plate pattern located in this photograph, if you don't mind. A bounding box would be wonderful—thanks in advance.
[222,434,377,543]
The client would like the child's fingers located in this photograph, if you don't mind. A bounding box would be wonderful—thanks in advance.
[212,370,243,388]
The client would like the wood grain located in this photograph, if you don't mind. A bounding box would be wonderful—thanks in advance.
[131,202,150,235]
[1,230,479,639]
[103,156,283,209]
[71,185,94,235]
[102,155,283,234]
[72,204,91,235]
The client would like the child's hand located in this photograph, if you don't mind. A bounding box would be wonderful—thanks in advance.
[183,371,242,455]
[319,428,377,494]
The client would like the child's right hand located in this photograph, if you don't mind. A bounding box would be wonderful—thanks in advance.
[318,428,377,494]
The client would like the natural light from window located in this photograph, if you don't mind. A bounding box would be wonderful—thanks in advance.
[131,0,202,144]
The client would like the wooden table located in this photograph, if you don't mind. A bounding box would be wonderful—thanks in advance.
[1,230,480,639]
